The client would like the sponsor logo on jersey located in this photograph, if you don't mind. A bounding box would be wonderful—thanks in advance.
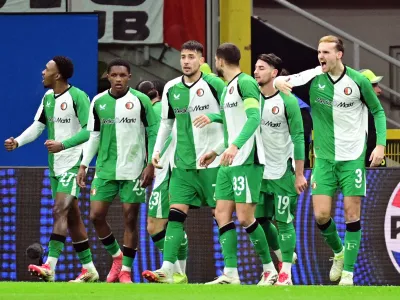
[101,117,137,124]
[385,183,400,275]
[318,84,326,90]
[125,102,134,110]
[261,119,281,127]
[173,104,210,114]
[99,104,107,110]
[224,102,238,109]
[47,117,71,123]
[315,98,354,108]
[46,101,51,108]
[60,102,67,110]
[196,88,204,97]
[272,106,279,114]
[229,86,234,94]
[336,101,354,108]
[344,87,352,95]
[173,94,180,100]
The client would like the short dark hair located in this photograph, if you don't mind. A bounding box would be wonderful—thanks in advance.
[52,56,74,80]
[216,43,241,66]
[181,40,204,56]
[136,80,157,100]
[152,80,165,97]
[107,58,131,73]
[257,53,283,74]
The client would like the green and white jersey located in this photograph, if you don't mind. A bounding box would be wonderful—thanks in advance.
[87,88,158,180]
[261,91,304,179]
[34,86,90,176]
[221,73,265,166]
[280,65,386,161]
[154,73,226,169]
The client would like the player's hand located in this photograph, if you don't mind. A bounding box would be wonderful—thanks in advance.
[295,174,308,194]
[274,77,293,95]
[193,114,211,128]
[4,137,18,151]
[220,144,238,166]
[199,151,217,168]
[369,145,385,167]
[152,152,162,169]
[141,164,155,188]
[77,165,87,188]
[44,140,63,153]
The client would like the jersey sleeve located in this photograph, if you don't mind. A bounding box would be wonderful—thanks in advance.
[87,97,100,132]
[34,95,47,125]
[62,91,91,149]
[274,66,322,88]
[359,77,387,146]
[232,76,261,149]
[138,93,158,163]
[281,92,305,160]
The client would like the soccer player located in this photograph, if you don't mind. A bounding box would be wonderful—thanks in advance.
[199,43,275,285]
[76,59,158,283]
[4,56,98,282]
[254,53,307,285]
[141,40,226,284]
[137,80,187,283]
[274,35,386,285]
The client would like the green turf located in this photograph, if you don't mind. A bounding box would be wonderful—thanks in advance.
[1,282,400,300]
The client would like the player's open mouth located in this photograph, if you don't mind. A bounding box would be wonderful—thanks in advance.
[320,62,327,67]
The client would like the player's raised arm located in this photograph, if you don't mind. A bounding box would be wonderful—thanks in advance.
[274,66,323,95]
[359,76,387,167]
[9,96,47,150]
[282,92,308,193]
[60,91,91,150]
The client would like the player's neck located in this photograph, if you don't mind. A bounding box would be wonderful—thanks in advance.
[328,61,345,77]
[184,71,202,84]
[110,87,129,98]
[151,97,161,105]
[260,82,277,97]
[53,81,69,95]
[223,67,241,83]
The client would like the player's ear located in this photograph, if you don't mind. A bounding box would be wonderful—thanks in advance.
[199,56,205,64]
[272,69,279,78]
[128,73,132,80]
[337,51,343,60]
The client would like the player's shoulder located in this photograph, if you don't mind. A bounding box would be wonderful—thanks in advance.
[69,86,89,100]
[164,76,183,91]
[129,88,151,103]
[237,72,258,87]
[43,89,54,99]
[92,89,109,103]
[202,73,225,85]
[345,66,370,86]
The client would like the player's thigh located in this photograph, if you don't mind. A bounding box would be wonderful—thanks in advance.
[215,166,234,201]
[119,178,146,204]
[169,168,202,207]
[311,158,337,197]
[55,167,80,198]
[90,177,119,203]
[270,174,298,223]
[148,179,170,219]
[337,158,366,197]
[230,164,263,204]
[198,167,219,208]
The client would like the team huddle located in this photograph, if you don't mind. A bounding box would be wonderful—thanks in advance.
[4,35,386,286]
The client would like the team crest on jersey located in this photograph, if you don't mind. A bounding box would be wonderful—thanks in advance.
[125,102,134,110]
[60,102,67,110]
[385,183,400,275]
[196,88,204,97]
[229,86,234,94]
[344,87,352,95]
[91,188,97,196]
[272,106,279,115]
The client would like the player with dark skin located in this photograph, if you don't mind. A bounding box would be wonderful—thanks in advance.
[77,61,154,283]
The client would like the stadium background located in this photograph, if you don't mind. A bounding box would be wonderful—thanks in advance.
[1,0,400,286]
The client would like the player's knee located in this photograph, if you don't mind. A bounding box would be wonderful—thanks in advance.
[52,204,69,221]
[168,208,187,224]
[344,210,360,223]
[124,211,139,227]
[314,212,331,225]
[237,215,254,227]
[89,210,106,225]
[147,218,165,235]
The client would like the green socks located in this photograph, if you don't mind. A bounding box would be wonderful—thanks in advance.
[344,220,362,272]
[317,218,343,254]
[276,221,296,263]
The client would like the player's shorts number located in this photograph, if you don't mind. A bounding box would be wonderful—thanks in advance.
[233,176,245,196]
[355,169,362,189]
[277,195,289,215]
[60,172,76,187]
[133,180,145,196]
[149,191,160,209]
